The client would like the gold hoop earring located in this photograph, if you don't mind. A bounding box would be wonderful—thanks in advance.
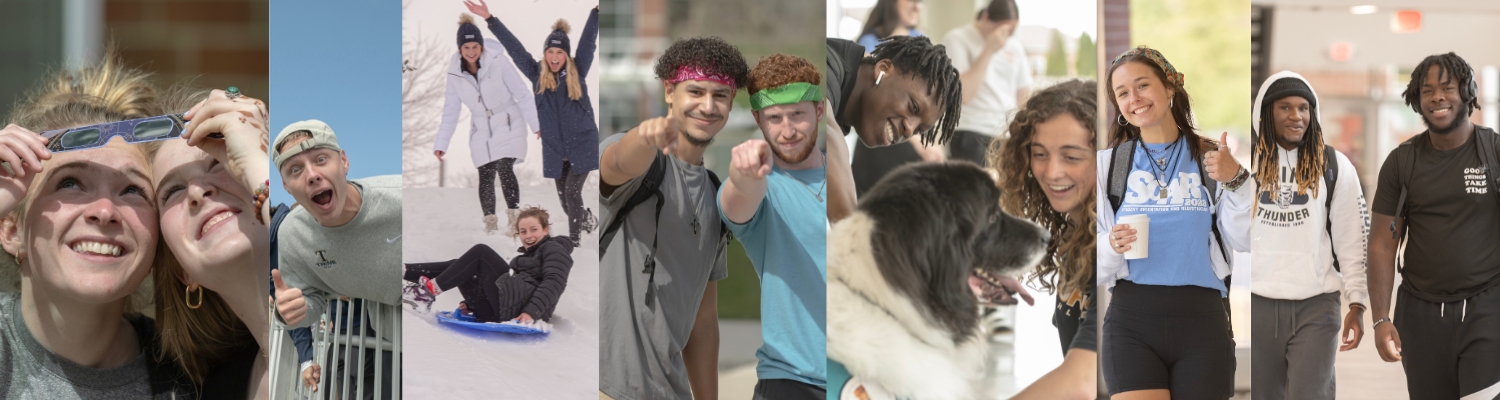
[14,253,22,266]
[185,284,203,309]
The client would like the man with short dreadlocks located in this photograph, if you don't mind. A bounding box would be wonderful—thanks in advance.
[1248,71,1370,400]
[1367,52,1500,400]
[824,34,963,221]
[597,37,748,400]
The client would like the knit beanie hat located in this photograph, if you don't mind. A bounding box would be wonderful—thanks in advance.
[545,19,571,54]
[458,14,483,50]
[1261,77,1316,111]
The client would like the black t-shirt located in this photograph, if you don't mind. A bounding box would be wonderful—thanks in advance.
[826,38,863,135]
[1053,279,1098,354]
[1372,129,1500,302]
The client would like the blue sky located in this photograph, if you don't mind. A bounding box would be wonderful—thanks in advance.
[268,0,401,205]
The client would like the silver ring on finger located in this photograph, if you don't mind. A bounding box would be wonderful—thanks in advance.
[225,86,243,100]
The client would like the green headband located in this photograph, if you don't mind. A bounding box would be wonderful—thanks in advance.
[749,82,824,111]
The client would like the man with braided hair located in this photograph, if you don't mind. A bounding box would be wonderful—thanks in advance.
[1249,71,1370,400]
[598,36,748,400]
[825,35,963,222]
[1368,52,1500,400]
[718,53,828,399]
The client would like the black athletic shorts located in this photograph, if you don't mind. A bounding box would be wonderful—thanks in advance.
[1102,280,1235,398]
[1395,285,1500,400]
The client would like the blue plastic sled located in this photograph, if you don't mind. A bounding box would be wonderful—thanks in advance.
[435,308,551,335]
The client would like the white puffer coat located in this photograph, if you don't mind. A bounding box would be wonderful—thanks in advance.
[436,38,542,166]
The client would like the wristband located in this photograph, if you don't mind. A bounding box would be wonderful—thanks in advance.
[1373,317,1392,327]
[1223,166,1250,191]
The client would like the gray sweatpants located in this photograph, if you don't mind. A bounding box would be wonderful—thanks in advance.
[1251,292,1341,400]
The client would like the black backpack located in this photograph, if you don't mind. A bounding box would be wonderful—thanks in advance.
[599,157,729,306]
[1388,126,1500,272]
[1319,145,1342,271]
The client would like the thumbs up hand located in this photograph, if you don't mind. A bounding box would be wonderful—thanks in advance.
[1204,132,1241,183]
[273,269,308,325]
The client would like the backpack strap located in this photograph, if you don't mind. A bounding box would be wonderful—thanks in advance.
[1107,139,1138,213]
[1390,134,1422,274]
[1323,145,1340,272]
[1474,126,1500,204]
[600,158,668,258]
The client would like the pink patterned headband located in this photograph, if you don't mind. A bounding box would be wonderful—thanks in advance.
[666,66,736,89]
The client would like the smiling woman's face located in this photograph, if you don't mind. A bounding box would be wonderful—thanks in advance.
[5,139,158,304]
[151,140,261,289]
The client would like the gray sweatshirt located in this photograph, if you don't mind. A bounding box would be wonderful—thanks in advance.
[275,175,403,328]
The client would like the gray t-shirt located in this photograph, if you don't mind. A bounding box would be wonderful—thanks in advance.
[598,133,728,400]
[0,293,185,399]
[276,175,404,328]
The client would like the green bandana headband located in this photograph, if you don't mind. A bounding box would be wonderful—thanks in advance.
[1112,46,1185,87]
[749,82,824,111]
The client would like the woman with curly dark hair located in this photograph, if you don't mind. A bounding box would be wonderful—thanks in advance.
[986,79,1097,399]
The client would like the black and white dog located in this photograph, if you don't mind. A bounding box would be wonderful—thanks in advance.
[829,162,1050,400]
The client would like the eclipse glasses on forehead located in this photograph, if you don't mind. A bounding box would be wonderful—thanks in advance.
[40,112,193,153]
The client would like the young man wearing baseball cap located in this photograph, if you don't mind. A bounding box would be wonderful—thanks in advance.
[270,119,403,397]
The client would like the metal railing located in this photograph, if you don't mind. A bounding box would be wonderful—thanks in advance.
[270,298,402,400]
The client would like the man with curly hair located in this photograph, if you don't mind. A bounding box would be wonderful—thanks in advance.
[718,53,828,399]
[824,35,963,221]
[597,36,748,400]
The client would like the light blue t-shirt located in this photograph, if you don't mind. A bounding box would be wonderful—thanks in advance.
[719,164,828,388]
[1117,140,1225,296]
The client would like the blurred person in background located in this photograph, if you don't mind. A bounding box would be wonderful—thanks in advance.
[857,0,925,54]
[943,0,1031,167]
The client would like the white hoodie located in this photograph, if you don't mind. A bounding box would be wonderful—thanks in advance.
[1249,71,1370,306]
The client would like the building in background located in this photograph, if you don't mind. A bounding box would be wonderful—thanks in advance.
[0,0,268,120]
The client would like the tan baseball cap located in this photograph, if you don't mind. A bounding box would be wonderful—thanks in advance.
[273,119,343,168]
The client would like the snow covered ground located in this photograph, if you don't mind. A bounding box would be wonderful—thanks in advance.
[400,182,599,399]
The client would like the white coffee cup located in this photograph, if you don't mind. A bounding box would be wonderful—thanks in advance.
[1116,214,1150,260]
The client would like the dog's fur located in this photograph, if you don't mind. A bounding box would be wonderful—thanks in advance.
[829,162,1050,400]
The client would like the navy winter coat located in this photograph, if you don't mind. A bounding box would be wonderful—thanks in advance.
[485,9,600,179]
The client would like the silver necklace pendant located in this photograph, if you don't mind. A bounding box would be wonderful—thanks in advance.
[1156,158,1167,167]
[1159,186,1168,198]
